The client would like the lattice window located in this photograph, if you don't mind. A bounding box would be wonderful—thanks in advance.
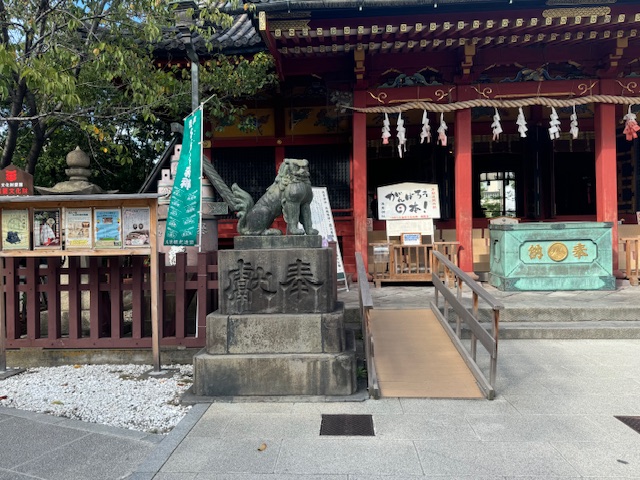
[209,147,276,219]
[285,145,351,211]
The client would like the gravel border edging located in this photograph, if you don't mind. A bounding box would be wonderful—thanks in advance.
[0,405,162,442]
[127,403,209,480]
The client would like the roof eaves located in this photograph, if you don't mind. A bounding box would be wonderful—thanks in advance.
[243,0,549,12]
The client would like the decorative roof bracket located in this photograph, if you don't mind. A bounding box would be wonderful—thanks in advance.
[258,11,285,80]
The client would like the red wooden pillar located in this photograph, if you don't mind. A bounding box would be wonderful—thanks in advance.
[353,90,368,277]
[594,103,619,272]
[455,108,474,273]
[275,145,285,172]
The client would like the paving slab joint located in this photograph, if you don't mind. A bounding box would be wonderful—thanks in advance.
[129,403,209,478]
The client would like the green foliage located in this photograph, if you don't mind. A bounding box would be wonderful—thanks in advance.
[0,0,276,190]
[200,52,277,131]
[27,122,167,193]
[479,182,502,218]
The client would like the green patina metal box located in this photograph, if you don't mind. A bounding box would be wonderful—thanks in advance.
[489,222,615,291]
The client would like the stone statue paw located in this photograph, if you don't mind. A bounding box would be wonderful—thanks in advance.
[287,226,306,235]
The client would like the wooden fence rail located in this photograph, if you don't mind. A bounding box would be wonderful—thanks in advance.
[1,252,218,350]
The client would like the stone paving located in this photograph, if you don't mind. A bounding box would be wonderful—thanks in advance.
[133,338,640,479]
[2,284,640,479]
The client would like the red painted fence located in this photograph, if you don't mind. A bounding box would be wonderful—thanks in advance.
[1,252,217,349]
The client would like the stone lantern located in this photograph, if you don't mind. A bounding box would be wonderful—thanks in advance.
[35,147,117,195]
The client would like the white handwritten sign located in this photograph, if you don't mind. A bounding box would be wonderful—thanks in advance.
[377,182,440,220]
[386,218,434,237]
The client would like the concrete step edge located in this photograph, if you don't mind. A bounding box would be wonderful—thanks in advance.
[458,321,640,339]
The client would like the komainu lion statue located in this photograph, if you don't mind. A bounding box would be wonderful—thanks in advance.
[203,158,319,236]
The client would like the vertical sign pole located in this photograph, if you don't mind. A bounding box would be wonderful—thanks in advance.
[149,199,161,372]
[0,257,6,373]
[196,106,204,339]
[197,105,204,253]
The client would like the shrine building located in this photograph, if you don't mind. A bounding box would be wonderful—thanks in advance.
[161,0,640,279]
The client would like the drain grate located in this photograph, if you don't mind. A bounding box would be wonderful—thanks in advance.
[320,414,375,436]
[615,416,640,434]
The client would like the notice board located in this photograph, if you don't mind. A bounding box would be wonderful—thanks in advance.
[305,187,347,289]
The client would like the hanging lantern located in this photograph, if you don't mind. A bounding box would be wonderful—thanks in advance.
[381,113,391,144]
[437,113,448,146]
[396,113,406,157]
[491,108,503,141]
[516,107,528,138]
[548,107,561,140]
[420,110,431,144]
[623,106,640,141]
[569,105,579,139]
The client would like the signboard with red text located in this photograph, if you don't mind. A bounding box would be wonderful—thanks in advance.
[0,165,33,196]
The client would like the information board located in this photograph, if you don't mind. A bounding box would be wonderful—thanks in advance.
[385,218,434,238]
[65,208,92,249]
[94,208,123,248]
[304,187,347,289]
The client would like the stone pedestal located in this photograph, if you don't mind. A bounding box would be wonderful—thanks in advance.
[193,236,357,396]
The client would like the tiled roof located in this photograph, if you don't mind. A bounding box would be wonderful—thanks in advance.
[158,12,263,57]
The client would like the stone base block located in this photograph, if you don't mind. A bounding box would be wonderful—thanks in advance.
[206,306,346,355]
[193,351,357,396]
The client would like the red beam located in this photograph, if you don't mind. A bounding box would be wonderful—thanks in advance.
[280,56,353,77]
[211,134,349,148]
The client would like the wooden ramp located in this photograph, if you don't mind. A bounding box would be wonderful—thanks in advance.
[369,309,484,398]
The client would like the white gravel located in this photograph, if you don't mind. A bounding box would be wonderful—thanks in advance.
[0,364,193,434]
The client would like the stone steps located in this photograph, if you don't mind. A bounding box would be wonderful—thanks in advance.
[344,305,640,340]
[459,304,640,338]
[477,306,640,323]
[495,321,640,339]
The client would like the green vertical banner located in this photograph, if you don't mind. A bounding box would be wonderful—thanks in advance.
[164,107,202,246]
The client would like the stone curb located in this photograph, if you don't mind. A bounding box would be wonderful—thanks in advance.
[127,403,209,479]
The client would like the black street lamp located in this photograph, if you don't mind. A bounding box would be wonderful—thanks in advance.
[171,1,199,112]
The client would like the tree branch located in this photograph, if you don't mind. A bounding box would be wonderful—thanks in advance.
[0,0,9,44]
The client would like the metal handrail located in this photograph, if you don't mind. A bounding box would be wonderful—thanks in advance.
[431,250,504,399]
[355,252,379,399]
